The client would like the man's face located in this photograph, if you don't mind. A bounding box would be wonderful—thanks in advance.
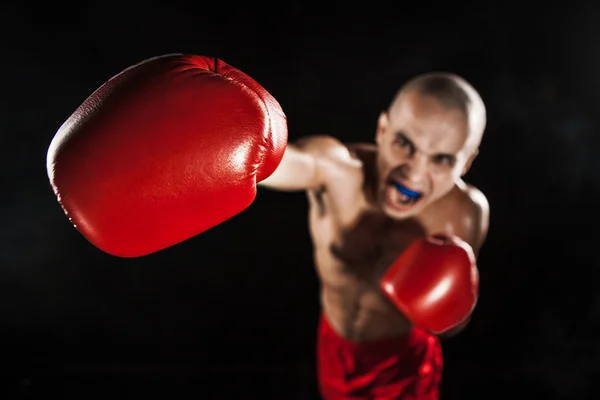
[375,90,477,219]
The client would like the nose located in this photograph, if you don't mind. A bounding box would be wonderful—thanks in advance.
[400,154,428,185]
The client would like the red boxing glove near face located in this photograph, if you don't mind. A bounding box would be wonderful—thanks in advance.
[46,54,287,258]
[380,235,479,335]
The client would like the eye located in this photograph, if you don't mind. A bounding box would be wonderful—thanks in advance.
[433,154,455,166]
[394,134,411,147]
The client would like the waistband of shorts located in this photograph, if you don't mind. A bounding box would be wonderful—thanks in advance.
[319,313,428,352]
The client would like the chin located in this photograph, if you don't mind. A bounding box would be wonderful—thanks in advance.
[382,204,416,219]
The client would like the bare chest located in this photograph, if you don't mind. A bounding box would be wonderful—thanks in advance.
[310,206,428,285]
[306,157,464,288]
[306,168,431,285]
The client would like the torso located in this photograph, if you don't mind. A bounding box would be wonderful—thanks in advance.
[307,143,482,342]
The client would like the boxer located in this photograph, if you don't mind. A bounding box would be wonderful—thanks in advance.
[47,55,488,399]
[258,74,489,399]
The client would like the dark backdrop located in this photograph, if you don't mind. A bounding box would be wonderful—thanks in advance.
[2,2,600,399]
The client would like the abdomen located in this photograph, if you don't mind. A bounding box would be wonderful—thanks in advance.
[314,247,411,341]
[320,281,412,342]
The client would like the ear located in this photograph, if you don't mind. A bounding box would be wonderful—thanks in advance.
[461,148,479,176]
[376,111,388,145]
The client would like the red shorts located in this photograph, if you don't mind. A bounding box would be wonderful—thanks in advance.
[317,314,443,400]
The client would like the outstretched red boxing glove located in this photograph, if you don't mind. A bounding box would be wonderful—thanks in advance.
[47,54,287,258]
[380,235,479,335]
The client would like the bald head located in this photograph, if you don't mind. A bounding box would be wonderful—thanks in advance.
[389,73,486,151]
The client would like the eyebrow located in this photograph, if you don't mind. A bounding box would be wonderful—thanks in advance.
[395,132,457,160]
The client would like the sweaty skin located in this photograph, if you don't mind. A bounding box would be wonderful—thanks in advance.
[260,87,489,341]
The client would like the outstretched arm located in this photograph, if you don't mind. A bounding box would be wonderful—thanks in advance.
[259,135,348,192]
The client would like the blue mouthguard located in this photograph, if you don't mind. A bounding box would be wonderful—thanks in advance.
[393,182,421,199]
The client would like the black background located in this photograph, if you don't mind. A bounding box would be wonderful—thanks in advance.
[3,2,600,399]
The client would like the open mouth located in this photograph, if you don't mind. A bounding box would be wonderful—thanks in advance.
[386,180,423,209]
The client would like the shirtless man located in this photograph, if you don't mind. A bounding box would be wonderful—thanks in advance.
[48,55,488,400]
[258,73,489,399]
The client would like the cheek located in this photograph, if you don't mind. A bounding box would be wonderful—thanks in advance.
[430,168,460,190]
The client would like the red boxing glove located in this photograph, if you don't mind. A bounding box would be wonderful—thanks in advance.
[46,54,287,258]
[380,235,479,335]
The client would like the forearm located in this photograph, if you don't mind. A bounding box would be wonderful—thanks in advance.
[258,144,319,191]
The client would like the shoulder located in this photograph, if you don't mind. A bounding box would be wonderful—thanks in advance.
[463,184,490,221]
[452,182,490,254]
